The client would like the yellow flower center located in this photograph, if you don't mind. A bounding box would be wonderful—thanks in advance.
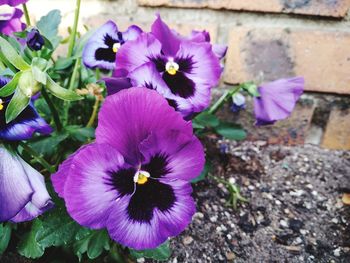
[165,60,179,75]
[133,170,150,185]
[113,43,121,53]
[0,99,3,111]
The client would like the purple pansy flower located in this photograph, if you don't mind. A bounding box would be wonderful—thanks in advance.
[0,0,28,7]
[52,88,205,249]
[0,78,52,141]
[0,6,25,35]
[0,145,53,223]
[114,15,222,119]
[82,20,142,70]
[254,77,304,125]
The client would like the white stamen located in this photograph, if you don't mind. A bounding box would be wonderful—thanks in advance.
[133,170,150,183]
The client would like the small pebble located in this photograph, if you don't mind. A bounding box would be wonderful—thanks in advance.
[183,236,193,245]
[226,252,236,260]
[280,219,289,228]
[333,248,341,257]
[210,216,218,223]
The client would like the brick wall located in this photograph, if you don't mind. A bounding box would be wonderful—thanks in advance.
[26,0,350,150]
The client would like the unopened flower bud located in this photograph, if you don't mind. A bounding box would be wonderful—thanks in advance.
[26,28,45,51]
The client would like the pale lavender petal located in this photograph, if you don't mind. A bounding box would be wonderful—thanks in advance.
[254,77,304,125]
[11,158,53,223]
[82,20,119,70]
[0,147,33,222]
[122,25,143,41]
[64,143,126,229]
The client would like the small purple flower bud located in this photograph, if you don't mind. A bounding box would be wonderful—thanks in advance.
[230,93,246,112]
[26,28,45,51]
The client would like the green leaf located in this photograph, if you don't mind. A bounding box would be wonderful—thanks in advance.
[0,223,12,255]
[30,132,69,156]
[65,125,95,142]
[192,161,211,183]
[5,89,30,123]
[0,36,30,70]
[18,220,44,259]
[54,57,74,70]
[194,111,220,128]
[37,10,62,48]
[87,230,110,259]
[0,71,21,97]
[130,241,171,261]
[36,206,82,249]
[32,66,47,85]
[46,76,82,101]
[215,122,247,141]
[241,82,260,97]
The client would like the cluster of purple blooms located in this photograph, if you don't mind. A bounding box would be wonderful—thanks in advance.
[0,4,304,251]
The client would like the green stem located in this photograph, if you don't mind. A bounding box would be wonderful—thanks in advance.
[208,85,241,115]
[41,88,63,132]
[64,58,81,124]
[86,98,100,128]
[67,0,81,57]
[22,3,31,26]
[19,142,55,174]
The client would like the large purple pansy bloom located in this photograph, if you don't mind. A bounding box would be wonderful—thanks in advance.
[254,77,304,125]
[0,78,52,141]
[52,88,205,249]
[0,0,27,6]
[115,16,222,118]
[0,146,53,223]
[0,6,25,35]
[83,20,142,70]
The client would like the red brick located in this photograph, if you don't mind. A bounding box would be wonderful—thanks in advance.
[138,0,350,18]
[223,27,350,94]
[322,109,350,150]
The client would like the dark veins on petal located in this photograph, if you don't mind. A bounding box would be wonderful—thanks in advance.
[107,153,176,223]
[95,34,119,63]
[0,98,37,130]
[149,55,167,73]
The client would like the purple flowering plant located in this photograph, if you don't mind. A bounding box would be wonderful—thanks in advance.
[0,0,304,261]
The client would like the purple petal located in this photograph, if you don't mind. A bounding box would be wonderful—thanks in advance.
[0,0,28,6]
[0,102,52,141]
[82,20,119,70]
[63,143,126,229]
[254,77,304,125]
[151,14,181,56]
[10,158,53,223]
[96,88,193,165]
[106,180,195,250]
[189,30,210,42]
[115,33,162,73]
[174,40,221,113]
[51,145,89,198]
[0,8,25,35]
[122,25,143,41]
[0,147,33,222]
[139,131,205,181]
[128,62,174,99]
[104,77,132,96]
[212,44,228,60]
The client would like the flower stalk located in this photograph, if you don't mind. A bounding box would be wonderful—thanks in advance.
[67,0,81,58]
[22,3,31,26]
[41,88,63,132]
[208,85,241,115]
[19,141,55,174]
